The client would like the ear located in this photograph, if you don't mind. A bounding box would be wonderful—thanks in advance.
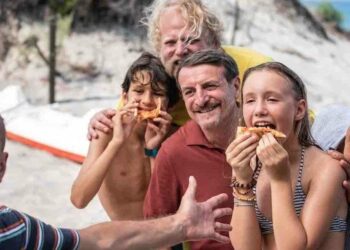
[295,99,306,121]
[232,77,240,100]
[0,152,8,183]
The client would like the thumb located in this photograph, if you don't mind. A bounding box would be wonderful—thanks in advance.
[184,176,197,201]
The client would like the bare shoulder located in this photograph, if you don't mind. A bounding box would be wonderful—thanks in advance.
[306,146,346,183]
[305,146,347,218]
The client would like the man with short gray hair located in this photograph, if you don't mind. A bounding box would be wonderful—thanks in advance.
[144,49,240,250]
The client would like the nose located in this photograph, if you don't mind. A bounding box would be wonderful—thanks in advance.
[194,88,208,107]
[175,41,189,57]
[141,91,154,107]
[254,100,268,117]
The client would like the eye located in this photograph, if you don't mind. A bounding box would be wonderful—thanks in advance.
[164,40,176,46]
[183,89,194,97]
[133,89,144,94]
[244,98,255,104]
[154,91,166,97]
[183,36,200,45]
[267,97,279,102]
[204,84,217,91]
[189,38,200,44]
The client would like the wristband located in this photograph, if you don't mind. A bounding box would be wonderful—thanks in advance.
[144,148,158,158]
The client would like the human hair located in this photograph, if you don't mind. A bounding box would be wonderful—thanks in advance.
[143,0,223,52]
[241,62,315,147]
[0,116,5,152]
[176,49,239,84]
[121,52,179,107]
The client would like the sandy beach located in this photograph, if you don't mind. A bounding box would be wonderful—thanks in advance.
[0,139,109,229]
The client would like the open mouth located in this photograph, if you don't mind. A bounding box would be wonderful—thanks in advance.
[253,122,276,130]
[173,60,179,70]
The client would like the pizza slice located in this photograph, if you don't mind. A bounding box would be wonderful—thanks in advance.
[236,126,286,138]
[137,98,161,122]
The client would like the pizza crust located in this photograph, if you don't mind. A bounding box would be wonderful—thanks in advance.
[236,126,286,138]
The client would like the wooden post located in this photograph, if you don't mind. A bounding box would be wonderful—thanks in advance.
[49,12,57,104]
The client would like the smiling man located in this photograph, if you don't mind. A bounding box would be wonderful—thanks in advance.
[143,49,240,250]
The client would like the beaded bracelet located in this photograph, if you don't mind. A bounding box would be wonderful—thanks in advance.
[234,187,252,196]
[230,177,257,189]
[232,188,256,201]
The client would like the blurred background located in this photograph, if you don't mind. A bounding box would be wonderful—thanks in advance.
[0,0,349,228]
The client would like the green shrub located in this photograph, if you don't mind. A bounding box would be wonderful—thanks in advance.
[317,1,343,25]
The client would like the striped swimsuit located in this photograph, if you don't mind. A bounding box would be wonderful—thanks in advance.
[254,147,347,235]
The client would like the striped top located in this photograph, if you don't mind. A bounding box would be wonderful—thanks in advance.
[0,206,80,249]
[254,147,347,235]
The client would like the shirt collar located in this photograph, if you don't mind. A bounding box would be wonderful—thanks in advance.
[183,120,222,150]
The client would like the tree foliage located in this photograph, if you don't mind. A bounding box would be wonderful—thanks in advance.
[0,0,154,29]
[73,0,153,31]
[49,0,78,17]
[0,0,153,62]
[317,1,343,25]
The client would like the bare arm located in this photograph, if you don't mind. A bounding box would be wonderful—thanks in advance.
[78,176,232,250]
[258,134,307,250]
[71,108,137,208]
[299,155,347,249]
[226,133,261,250]
[71,131,121,208]
[144,111,174,174]
[328,127,350,202]
[270,178,307,250]
[230,197,261,250]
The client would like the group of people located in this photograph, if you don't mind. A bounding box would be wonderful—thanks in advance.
[1,0,350,249]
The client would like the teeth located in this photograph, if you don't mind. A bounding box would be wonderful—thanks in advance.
[198,107,215,113]
[254,122,275,129]
[197,103,219,113]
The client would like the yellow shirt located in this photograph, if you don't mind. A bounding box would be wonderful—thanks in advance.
[222,45,272,81]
